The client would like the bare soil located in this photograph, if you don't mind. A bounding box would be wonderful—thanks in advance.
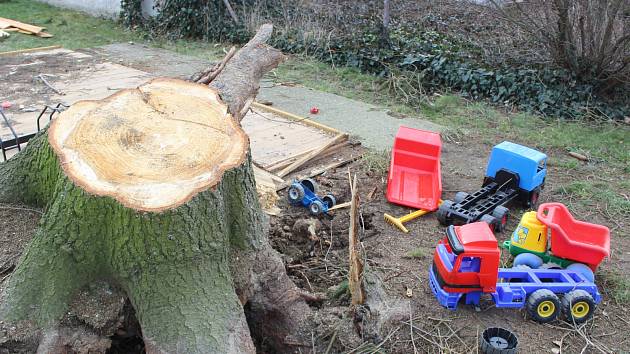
[268,138,629,353]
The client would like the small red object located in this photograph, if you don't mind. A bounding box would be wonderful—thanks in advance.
[536,203,610,270]
[1,101,11,109]
[310,107,319,114]
[387,126,442,211]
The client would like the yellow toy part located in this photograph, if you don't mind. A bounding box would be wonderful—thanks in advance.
[511,211,548,254]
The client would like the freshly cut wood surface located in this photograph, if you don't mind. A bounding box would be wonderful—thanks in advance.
[48,78,248,212]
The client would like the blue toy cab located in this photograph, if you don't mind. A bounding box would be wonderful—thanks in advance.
[287,178,336,215]
[437,141,547,232]
[485,141,547,193]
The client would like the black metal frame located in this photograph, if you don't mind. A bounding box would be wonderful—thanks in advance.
[0,103,68,162]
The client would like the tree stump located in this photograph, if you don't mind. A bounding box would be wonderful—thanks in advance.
[0,25,311,354]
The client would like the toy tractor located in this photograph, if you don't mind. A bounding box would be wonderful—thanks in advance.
[287,178,336,215]
[503,203,610,282]
[437,141,547,232]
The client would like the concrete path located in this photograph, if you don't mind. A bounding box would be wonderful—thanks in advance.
[257,83,442,151]
[96,44,443,150]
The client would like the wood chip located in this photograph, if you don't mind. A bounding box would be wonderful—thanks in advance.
[568,151,589,161]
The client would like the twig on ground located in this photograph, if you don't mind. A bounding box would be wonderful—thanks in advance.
[409,302,418,354]
[37,74,64,95]
[0,204,43,215]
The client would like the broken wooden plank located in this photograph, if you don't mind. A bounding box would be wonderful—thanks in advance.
[0,17,45,34]
[265,140,351,172]
[0,45,62,56]
[277,134,348,177]
[253,164,285,186]
[327,201,351,211]
[348,174,365,305]
[276,153,363,191]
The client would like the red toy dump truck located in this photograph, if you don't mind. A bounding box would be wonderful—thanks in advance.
[386,126,442,211]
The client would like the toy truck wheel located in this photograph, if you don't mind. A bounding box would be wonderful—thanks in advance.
[566,263,595,283]
[322,194,336,208]
[524,188,541,209]
[513,253,543,269]
[454,192,469,204]
[287,184,305,204]
[309,200,324,215]
[301,178,318,194]
[436,200,454,225]
[527,289,560,323]
[491,206,509,232]
[562,290,596,324]
[480,214,497,232]
[539,263,562,270]
[480,327,518,354]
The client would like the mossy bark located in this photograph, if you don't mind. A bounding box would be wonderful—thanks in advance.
[0,130,263,353]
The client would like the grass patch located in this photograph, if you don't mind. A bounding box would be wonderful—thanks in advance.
[360,150,390,175]
[328,279,349,299]
[555,181,630,217]
[271,57,629,170]
[404,247,430,259]
[602,271,630,304]
[0,0,141,51]
[0,0,228,61]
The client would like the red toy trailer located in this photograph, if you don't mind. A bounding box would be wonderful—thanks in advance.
[537,203,610,269]
[386,126,442,211]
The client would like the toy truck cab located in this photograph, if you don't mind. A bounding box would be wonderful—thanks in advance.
[484,141,547,207]
[431,223,501,297]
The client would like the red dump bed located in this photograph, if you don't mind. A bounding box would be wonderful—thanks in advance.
[386,126,442,211]
[537,203,610,269]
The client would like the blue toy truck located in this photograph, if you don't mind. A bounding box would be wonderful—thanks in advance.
[288,178,336,215]
[429,222,601,324]
[436,141,547,232]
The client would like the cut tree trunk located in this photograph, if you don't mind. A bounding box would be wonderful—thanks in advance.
[0,25,311,354]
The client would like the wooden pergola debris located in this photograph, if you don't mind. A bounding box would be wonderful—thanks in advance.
[0,17,53,37]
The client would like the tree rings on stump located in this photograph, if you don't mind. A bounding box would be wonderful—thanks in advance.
[48,78,248,212]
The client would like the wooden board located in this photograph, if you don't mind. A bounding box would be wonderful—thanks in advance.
[0,17,45,34]
[241,109,335,167]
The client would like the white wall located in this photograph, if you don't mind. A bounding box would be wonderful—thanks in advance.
[36,0,157,19]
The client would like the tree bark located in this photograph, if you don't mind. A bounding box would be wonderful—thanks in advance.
[0,24,310,354]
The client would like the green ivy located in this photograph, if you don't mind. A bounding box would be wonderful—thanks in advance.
[120,0,143,28]
[120,4,628,121]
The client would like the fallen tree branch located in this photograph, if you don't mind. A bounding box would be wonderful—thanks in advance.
[209,23,286,121]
